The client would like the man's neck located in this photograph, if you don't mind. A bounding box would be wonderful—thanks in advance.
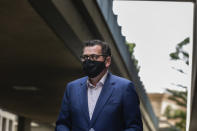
[89,69,107,86]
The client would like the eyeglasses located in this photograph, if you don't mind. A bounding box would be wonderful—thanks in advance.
[80,54,107,61]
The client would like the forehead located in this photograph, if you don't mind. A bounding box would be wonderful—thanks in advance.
[83,45,102,55]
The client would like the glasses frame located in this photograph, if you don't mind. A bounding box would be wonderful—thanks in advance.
[80,54,107,61]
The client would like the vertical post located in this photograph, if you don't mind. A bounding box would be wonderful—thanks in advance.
[0,115,2,131]
[12,120,14,131]
[187,2,197,131]
[17,116,31,131]
[5,118,9,131]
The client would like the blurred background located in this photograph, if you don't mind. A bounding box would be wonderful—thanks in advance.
[0,0,196,131]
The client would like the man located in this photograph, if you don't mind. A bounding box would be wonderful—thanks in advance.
[55,40,143,131]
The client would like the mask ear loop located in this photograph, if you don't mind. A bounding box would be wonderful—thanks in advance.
[104,55,111,62]
[104,55,112,67]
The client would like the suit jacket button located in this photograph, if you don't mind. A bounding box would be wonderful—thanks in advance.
[89,128,95,131]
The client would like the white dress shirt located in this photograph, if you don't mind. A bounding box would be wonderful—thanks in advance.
[87,71,108,120]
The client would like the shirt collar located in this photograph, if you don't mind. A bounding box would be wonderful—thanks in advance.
[87,70,108,88]
[100,70,108,85]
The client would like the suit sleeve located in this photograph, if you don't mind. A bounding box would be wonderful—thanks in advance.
[123,82,143,131]
[55,83,71,131]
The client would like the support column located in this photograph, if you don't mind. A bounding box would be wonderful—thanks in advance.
[5,118,9,131]
[0,115,2,131]
[17,116,31,131]
[12,120,14,131]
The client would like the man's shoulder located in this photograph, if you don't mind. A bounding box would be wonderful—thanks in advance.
[111,74,132,84]
[110,74,136,92]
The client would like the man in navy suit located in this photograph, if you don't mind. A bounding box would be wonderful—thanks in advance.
[55,40,143,131]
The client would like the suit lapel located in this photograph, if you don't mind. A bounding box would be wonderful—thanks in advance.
[90,73,115,127]
[79,77,90,123]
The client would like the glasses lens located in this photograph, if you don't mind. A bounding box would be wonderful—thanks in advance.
[80,54,106,61]
[90,54,97,60]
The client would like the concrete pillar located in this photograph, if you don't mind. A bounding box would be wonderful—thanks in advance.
[12,120,14,131]
[17,116,31,131]
[8,119,14,131]
[0,115,2,131]
[5,118,9,131]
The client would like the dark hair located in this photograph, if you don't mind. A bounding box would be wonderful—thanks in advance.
[83,40,111,57]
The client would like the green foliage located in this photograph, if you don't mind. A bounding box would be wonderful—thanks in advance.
[171,67,186,74]
[165,88,187,131]
[169,37,189,65]
[164,105,186,131]
[164,37,190,131]
[166,89,187,108]
[164,105,173,118]
[126,42,140,72]
[176,118,186,131]
[127,42,136,55]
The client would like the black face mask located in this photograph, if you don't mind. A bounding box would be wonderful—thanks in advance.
[82,59,106,78]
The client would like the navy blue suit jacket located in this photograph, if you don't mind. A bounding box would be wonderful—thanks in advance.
[55,73,143,131]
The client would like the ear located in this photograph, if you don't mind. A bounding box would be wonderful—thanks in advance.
[105,56,111,68]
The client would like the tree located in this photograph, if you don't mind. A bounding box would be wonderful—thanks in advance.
[170,37,189,65]
[164,37,189,131]
[126,42,140,72]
